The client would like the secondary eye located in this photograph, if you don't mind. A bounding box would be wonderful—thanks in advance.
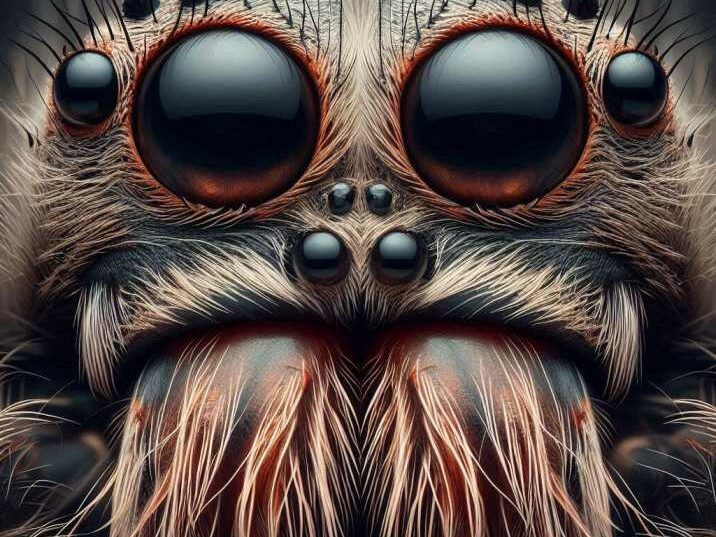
[54,51,119,127]
[401,30,588,208]
[133,29,319,208]
[603,51,668,128]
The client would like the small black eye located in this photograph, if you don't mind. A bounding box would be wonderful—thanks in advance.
[53,51,119,127]
[372,231,427,285]
[328,183,355,215]
[133,29,319,208]
[295,231,350,285]
[366,184,393,216]
[603,51,668,128]
[402,30,588,208]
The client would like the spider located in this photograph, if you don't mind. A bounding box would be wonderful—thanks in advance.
[0,0,714,535]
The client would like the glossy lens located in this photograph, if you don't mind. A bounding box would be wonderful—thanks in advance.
[603,51,668,128]
[54,51,119,127]
[133,29,319,207]
[371,231,426,285]
[402,30,588,207]
[295,231,350,284]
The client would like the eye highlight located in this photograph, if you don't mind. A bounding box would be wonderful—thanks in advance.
[401,29,588,208]
[54,51,119,127]
[602,51,668,128]
[133,29,319,208]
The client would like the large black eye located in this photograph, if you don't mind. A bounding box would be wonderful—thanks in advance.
[402,30,588,208]
[133,29,319,208]
[54,51,119,127]
[603,51,668,128]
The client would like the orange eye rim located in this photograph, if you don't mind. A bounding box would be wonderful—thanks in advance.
[124,14,337,222]
[385,14,600,222]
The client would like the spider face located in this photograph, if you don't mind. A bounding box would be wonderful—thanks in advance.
[0,0,714,536]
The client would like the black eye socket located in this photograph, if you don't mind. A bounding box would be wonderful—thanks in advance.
[401,29,588,208]
[53,51,119,127]
[133,29,319,208]
[603,51,668,128]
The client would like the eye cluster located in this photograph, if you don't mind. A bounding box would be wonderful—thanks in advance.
[400,30,670,209]
[52,24,670,212]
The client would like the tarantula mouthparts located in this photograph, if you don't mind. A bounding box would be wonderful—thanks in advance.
[0,0,715,536]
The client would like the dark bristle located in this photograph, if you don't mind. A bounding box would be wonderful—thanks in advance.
[606,0,628,37]
[95,0,116,40]
[667,33,716,77]
[10,39,55,79]
[623,0,642,45]
[29,14,79,52]
[562,0,599,20]
[284,0,294,26]
[636,0,672,49]
[170,0,185,36]
[123,0,160,20]
[81,0,99,46]
[110,0,136,52]
[643,12,696,51]
[181,0,197,24]
[428,0,440,26]
[660,27,710,63]
[587,0,613,52]
[49,0,86,50]
[537,3,550,34]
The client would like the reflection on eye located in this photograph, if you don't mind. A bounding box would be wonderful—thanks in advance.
[603,51,668,128]
[401,29,588,208]
[54,51,119,127]
[133,29,319,208]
